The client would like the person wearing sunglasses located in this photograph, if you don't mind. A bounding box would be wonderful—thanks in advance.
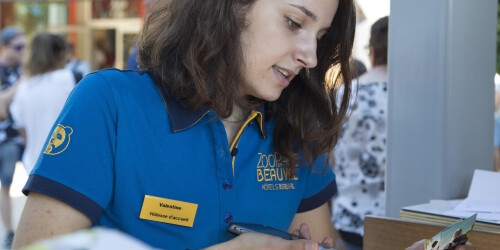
[0,27,25,87]
[0,26,26,249]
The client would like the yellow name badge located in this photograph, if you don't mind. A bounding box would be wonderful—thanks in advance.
[139,195,198,227]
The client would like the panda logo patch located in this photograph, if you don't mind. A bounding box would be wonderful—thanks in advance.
[44,124,73,155]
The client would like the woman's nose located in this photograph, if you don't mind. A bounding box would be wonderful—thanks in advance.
[294,36,318,68]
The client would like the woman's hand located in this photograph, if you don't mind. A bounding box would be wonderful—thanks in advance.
[405,239,476,250]
[203,232,320,250]
[291,223,335,248]
[203,222,337,250]
[405,239,426,250]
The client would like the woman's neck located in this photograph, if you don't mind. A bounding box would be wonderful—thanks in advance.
[222,105,246,146]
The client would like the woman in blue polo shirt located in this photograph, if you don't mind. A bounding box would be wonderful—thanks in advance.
[14,0,355,249]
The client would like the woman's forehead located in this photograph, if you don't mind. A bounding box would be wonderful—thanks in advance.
[277,0,340,23]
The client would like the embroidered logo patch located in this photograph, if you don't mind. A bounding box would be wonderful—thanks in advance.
[44,124,73,155]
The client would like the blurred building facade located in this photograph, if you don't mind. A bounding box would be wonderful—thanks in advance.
[0,0,390,72]
[0,0,145,70]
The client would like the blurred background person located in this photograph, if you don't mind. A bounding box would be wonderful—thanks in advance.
[126,44,139,70]
[126,0,157,70]
[65,43,91,84]
[352,58,367,78]
[10,33,75,176]
[0,26,25,249]
[331,16,389,250]
[494,88,500,172]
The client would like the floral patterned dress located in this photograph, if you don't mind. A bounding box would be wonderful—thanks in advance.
[332,81,388,236]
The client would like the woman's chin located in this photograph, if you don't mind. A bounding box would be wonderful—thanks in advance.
[256,90,283,102]
[242,87,284,102]
[259,94,281,102]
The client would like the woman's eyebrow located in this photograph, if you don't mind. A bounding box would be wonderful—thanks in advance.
[289,4,317,21]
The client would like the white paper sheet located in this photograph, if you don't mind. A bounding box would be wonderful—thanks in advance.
[453,169,500,217]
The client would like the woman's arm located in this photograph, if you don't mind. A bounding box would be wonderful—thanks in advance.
[203,204,335,250]
[0,81,20,121]
[17,127,26,144]
[12,192,92,249]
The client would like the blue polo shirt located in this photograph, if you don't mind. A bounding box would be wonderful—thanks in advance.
[23,69,337,250]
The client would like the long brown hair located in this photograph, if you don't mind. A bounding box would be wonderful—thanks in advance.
[26,33,67,77]
[137,0,356,177]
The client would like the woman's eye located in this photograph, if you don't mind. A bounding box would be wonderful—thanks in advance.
[286,17,302,30]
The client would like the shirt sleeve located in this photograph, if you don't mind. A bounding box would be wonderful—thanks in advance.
[296,153,337,213]
[23,72,117,224]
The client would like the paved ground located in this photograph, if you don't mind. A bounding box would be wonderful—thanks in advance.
[0,162,28,250]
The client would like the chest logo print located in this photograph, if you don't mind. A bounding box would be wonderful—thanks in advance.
[44,124,73,155]
[256,152,298,191]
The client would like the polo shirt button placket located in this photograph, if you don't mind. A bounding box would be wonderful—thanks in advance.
[231,148,238,157]
[224,213,233,223]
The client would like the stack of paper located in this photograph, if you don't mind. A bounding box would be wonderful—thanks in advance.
[451,169,500,221]
[400,169,500,234]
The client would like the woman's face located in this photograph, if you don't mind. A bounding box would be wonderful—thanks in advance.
[239,0,339,101]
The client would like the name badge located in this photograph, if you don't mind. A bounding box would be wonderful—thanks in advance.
[139,195,198,227]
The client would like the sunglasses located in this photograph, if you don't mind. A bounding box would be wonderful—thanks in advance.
[9,44,25,52]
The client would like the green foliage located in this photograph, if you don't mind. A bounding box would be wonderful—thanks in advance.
[13,3,49,35]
